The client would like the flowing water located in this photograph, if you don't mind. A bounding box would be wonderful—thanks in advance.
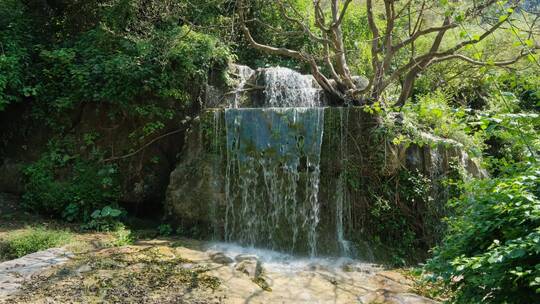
[206,242,377,273]
[263,67,321,107]
[206,66,357,258]
[224,107,325,257]
[335,107,352,257]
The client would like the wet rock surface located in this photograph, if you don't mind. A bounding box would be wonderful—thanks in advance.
[234,259,262,278]
[209,251,234,264]
[0,240,439,304]
[234,253,258,262]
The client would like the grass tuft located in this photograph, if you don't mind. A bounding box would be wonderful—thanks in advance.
[0,226,72,260]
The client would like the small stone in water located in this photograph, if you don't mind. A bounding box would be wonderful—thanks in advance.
[209,252,234,264]
[234,254,259,263]
[235,260,262,278]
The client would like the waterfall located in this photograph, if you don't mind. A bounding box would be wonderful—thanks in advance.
[263,67,321,107]
[335,107,352,257]
[211,65,346,257]
[210,110,222,239]
[223,107,324,256]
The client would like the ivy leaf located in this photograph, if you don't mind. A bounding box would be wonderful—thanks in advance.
[101,206,113,217]
[509,248,526,259]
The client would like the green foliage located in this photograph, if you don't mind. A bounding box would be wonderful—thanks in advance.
[0,0,233,156]
[0,227,72,260]
[402,90,482,151]
[108,226,134,247]
[0,0,32,110]
[480,110,539,174]
[22,142,120,222]
[497,72,540,112]
[426,164,540,303]
[31,25,230,128]
[157,224,173,236]
[82,206,125,232]
[358,168,439,265]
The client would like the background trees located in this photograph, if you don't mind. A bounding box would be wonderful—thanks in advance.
[237,0,539,105]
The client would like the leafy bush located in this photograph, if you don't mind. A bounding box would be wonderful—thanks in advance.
[157,224,173,236]
[22,144,120,222]
[0,227,72,260]
[30,22,231,130]
[426,164,540,303]
[82,205,125,232]
[0,0,32,111]
[498,72,540,112]
[107,226,134,247]
[402,90,481,150]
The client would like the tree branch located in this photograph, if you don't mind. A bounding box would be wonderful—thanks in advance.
[101,128,184,163]
[237,0,305,61]
[430,51,532,66]
[276,0,332,45]
[331,0,353,28]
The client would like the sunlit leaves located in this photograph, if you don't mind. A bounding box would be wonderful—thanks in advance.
[427,165,540,303]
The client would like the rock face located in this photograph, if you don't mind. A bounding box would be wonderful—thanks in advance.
[0,100,187,207]
[165,105,485,260]
[166,64,486,259]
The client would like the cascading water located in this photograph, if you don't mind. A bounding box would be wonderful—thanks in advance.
[263,67,321,107]
[335,107,352,257]
[224,108,324,256]
[210,110,222,238]
[205,66,355,257]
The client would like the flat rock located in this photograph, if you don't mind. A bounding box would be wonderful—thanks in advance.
[359,289,438,304]
[0,248,72,298]
[376,270,415,286]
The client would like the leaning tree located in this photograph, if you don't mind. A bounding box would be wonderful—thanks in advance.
[237,0,539,106]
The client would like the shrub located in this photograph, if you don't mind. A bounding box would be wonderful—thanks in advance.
[82,205,125,232]
[0,227,72,260]
[0,0,32,111]
[402,90,481,150]
[157,224,173,236]
[426,163,540,303]
[22,144,120,222]
[107,226,134,247]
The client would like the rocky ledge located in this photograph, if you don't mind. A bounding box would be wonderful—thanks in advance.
[1,240,439,304]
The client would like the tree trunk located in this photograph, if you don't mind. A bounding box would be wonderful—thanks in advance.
[396,71,417,107]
